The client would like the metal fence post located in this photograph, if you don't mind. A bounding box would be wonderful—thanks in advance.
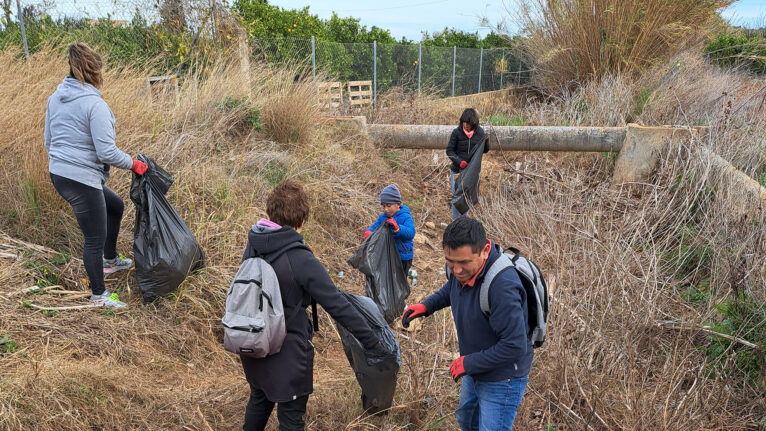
[517,54,522,86]
[500,50,503,90]
[451,46,456,97]
[478,47,483,93]
[311,35,316,80]
[16,0,29,61]
[417,43,421,95]
[373,40,377,109]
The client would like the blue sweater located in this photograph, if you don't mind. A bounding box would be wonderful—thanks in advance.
[423,243,533,381]
[366,205,415,260]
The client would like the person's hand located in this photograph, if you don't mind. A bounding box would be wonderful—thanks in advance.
[401,303,427,328]
[131,159,148,176]
[459,160,468,169]
[363,229,372,240]
[385,218,400,232]
[450,356,466,381]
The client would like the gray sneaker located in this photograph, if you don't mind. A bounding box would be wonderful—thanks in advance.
[104,256,133,274]
[89,290,126,308]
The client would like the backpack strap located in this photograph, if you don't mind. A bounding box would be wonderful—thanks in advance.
[478,252,514,316]
[265,242,319,331]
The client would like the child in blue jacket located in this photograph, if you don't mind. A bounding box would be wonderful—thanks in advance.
[363,184,416,276]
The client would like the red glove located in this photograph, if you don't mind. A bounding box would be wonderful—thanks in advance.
[450,356,466,381]
[131,159,148,176]
[385,218,400,232]
[459,160,468,169]
[363,229,372,240]
[401,303,427,328]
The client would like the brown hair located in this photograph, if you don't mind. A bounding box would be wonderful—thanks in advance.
[266,180,311,229]
[68,43,103,88]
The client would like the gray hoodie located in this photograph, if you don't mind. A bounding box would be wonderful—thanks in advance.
[44,77,133,189]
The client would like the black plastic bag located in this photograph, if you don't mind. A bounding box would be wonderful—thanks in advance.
[451,139,486,215]
[335,291,400,414]
[130,154,205,303]
[347,225,410,324]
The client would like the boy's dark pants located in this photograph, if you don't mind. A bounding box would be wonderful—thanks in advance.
[401,260,412,278]
[243,383,308,431]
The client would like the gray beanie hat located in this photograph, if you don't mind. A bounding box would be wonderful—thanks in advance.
[379,184,402,204]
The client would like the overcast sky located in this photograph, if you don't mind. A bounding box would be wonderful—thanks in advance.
[269,0,766,41]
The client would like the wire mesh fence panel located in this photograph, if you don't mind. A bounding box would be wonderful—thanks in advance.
[2,0,237,71]
[376,42,420,95]
[420,44,455,97]
[2,1,533,96]
[453,46,481,96]
[251,37,313,77]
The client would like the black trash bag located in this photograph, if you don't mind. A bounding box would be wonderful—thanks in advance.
[451,139,487,215]
[347,225,410,324]
[335,291,401,414]
[130,154,205,303]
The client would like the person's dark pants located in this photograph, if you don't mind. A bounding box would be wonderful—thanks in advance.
[401,259,412,279]
[243,383,308,431]
[50,173,124,296]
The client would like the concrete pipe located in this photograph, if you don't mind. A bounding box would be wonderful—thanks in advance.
[367,124,627,152]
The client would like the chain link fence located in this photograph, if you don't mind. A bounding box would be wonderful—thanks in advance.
[3,0,533,101]
[253,38,533,100]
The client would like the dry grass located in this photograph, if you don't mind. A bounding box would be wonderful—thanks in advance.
[1,44,766,431]
[515,0,732,90]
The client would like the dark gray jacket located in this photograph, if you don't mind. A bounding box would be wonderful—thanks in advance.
[446,125,490,173]
[240,225,378,402]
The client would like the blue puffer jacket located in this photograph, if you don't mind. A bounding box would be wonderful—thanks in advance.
[366,205,415,260]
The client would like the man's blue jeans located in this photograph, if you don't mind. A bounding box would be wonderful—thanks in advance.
[455,375,529,431]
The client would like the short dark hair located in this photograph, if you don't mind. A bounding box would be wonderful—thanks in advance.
[442,217,486,253]
[266,180,310,229]
[459,108,479,131]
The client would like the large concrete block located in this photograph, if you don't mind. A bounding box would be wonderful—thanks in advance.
[612,124,695,186]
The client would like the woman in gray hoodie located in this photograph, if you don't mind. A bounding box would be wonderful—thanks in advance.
[44,43,147,308]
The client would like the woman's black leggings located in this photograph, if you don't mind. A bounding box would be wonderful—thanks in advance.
[51,174,124,296]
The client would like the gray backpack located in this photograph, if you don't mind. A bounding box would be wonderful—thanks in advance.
[222,243,306,358]
[479,246,549,348]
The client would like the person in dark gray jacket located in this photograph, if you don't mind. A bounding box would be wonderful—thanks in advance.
[240,180,382,431]
[446,108,490,220]
[44,43,148,308]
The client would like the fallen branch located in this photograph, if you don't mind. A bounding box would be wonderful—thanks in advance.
[13,285,64,296]
[23,302,102,311]
[655,320,761,350]
[196,405,214,431]
[396,332,427,347]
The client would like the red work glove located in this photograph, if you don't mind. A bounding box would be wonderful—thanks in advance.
[459,160,468,169]
[131,159,148,176]
[450,356,466,381]
[385,218,400,232]
[401,303,427,328]
[363,229,373,240]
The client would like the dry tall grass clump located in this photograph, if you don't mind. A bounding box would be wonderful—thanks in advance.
[473,140,766,428]
[516,0,732,90]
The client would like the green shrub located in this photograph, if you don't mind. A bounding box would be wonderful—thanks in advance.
[487,113,527,126]
[704,33,766,74]
[704,292,766,384]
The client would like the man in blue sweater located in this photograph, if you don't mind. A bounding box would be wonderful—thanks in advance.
[401,217,533,430]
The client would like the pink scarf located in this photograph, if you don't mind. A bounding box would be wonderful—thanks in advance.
[256,218,281,229]
[462,126,475,139]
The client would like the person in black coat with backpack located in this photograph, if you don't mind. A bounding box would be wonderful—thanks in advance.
[446,108,490,220]
[239,180,383,431]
